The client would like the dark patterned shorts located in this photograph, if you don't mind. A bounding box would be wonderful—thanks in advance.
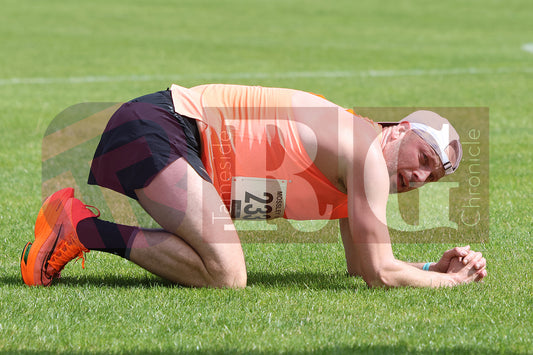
[88,90,210,199]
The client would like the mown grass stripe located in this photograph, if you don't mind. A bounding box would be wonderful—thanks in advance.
[1,67,532,86]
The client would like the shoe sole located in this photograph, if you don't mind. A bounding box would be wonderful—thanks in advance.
[20,188,74,286]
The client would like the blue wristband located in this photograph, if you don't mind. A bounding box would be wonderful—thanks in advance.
[423,262,432,271]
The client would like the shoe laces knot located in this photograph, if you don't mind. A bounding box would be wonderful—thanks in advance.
[48,231,89,273]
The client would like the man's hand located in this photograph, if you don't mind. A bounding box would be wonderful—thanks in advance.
[446,253,487,284]
[431,245,486,276]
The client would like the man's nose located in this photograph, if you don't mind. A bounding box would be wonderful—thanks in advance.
[412,168,431,183]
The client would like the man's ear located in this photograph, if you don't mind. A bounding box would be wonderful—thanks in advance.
[390,121,411,140]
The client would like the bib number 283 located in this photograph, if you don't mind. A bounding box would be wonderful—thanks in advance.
[230,177,287,220]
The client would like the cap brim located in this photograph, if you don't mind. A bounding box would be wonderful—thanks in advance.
[378,122,399,127]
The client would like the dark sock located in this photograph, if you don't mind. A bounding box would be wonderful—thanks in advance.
[76,217,140,259]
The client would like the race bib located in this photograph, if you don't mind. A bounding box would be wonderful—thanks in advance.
[230,177,287,219]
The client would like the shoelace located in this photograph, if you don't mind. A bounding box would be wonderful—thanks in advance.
[47,233,89,274]
[46,203,98,276]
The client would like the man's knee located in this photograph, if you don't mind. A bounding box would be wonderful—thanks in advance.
[208,263,247,289]
[222,270,247,289]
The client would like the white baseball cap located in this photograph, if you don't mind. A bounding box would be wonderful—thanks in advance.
[381,110,462,175]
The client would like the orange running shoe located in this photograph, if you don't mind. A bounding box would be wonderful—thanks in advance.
[20,188,99,286]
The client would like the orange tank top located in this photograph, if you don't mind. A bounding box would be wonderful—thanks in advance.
[170,83,348,220]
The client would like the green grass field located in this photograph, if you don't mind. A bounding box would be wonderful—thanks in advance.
[1,0,532,353]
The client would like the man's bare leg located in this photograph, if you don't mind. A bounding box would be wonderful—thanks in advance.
[129,158,247,288]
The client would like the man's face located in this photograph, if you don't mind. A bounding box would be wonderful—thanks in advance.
[383,127,447,193]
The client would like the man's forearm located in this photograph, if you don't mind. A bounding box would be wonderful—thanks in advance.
[375,260,455,288]
[405,261,436,271]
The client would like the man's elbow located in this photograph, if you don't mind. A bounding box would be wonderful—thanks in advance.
[362,274,388,288]
[362,265,398,288]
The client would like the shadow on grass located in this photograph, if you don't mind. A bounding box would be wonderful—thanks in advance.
[0,344,517,354]
[59,274,177,288]
[3,270,363,290]
[0,273,175,289]
[247,270,364,290]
